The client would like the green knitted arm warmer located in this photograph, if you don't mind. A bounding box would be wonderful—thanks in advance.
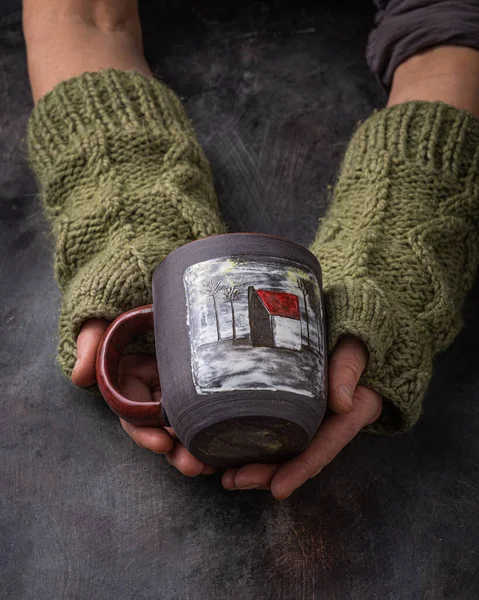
[311,101,479,434]
[28,69,225,377]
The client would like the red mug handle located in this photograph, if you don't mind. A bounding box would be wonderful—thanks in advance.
[96,304,166,427]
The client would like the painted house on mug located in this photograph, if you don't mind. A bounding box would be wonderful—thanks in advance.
[247,286,301,351]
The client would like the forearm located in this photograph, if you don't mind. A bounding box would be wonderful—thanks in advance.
[23,0,151,104]
[312,43,479,433]
[388,46,479,117]
[25,2,225,377]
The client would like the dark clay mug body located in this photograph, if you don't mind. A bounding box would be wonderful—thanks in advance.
[96,233,328,469]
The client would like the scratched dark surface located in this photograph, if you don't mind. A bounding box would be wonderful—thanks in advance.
[1,1,479,599]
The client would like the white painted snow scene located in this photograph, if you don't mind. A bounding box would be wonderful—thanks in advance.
[184,255,325,397]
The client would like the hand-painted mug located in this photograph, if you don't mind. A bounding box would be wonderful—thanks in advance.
[96,233,328,469]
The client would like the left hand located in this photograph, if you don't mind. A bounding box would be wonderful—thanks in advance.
[221,336,382,499]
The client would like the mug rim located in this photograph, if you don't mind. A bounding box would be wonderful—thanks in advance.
[173,231,311,251]
[156,231,322,276]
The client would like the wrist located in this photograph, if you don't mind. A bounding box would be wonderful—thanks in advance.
[24,1,151,104]
[23,0,143,37]
[388,46,479,117]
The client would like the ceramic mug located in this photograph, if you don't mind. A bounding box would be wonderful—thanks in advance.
[96,233,328,469]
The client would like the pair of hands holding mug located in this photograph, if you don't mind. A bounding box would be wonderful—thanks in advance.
[72,318,382,500]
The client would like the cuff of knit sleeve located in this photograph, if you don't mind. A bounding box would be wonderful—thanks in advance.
[341,101,479,182]
[28,68,194,174]
[324,278,427,435]
[362,369,431,436]
[57,301,131,380]
[324,278,396,369]
[58,299,157,382]
[56,239,169,377]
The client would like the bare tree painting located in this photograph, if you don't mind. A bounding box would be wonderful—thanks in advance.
[223,286,240,339]
[297,278,310,346]
[184,256,324,398]
[302,278,321,348]
[199,279,223,341]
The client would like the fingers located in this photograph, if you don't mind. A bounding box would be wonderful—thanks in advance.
[118,354,160,403]
[328,336,368,414]
[166,443,210,478]
[71,318,109,387]
[270,385,382,500]
[121,419,175,454]
[221,469,239,490]
[222,464,281,491]
[118,354,160,390]
[75,319,212,477]
[121,421,216,476]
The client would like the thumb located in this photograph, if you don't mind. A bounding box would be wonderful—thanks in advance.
[71,318,109,387]
[328,336,368,414]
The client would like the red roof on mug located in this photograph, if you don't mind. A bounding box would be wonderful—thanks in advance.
[256,290,300,319]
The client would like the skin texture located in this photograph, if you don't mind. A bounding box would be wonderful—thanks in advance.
[387,45,479,117]
[25,0,479,499]
[23,0,151,104]
[73,320,381,497]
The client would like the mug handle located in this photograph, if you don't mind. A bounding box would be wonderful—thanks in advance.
[96,304,167,427]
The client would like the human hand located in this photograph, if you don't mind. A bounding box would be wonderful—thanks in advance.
[221,336,382,499]
[72,324,381,492]
[71,319,217,476]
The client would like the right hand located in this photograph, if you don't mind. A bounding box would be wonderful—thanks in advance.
[71,318,217,477]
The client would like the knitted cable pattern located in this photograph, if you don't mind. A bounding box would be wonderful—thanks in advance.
[28,73,479,435]
[312,101,479,433]
[28,69,225,377]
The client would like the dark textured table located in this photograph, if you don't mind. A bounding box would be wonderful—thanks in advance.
[1,1,478,598]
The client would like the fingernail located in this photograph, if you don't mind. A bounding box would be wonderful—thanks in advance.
[238,484,270,491]
[338,385,353,408]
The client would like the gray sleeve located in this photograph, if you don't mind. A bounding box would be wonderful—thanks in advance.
[368,0,479,88]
